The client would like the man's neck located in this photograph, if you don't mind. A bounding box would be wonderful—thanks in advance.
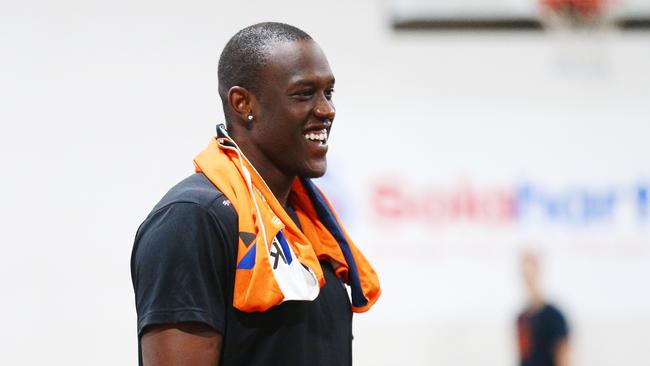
[258,167,293,208]
[233,135,294,207]
[526,290,545,312]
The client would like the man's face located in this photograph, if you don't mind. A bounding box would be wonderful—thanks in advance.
[250,39,335,179]
[521,254,539,291]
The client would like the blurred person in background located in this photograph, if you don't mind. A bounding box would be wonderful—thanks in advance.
[130,22,380,366]
[516,250,571,366]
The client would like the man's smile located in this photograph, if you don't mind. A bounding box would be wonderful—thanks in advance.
[303,129,328,145]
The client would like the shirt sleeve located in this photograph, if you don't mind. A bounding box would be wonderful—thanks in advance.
[131,202,231,336]
[552,306,570,340]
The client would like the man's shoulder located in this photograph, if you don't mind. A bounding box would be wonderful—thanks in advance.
[542,303,566,321]
[539,303,558,314]
[134,173,239,256]
[151,173,236,221]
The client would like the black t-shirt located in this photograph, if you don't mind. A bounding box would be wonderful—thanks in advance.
[131,173,353,365]
[517,303,569,366]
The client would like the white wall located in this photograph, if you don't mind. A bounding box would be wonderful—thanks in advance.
[1,0,649,365]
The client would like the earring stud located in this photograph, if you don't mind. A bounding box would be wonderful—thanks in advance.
[247,114,253,121]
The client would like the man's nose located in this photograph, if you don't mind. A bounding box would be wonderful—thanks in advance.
[314,96,335,121]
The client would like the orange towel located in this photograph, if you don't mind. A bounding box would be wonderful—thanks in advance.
[193,125,381,313]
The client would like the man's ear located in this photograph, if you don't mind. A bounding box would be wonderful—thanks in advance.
[228,86,256,123]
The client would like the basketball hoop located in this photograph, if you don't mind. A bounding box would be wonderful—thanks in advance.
[539,0,613,28]
[539,0,618,78]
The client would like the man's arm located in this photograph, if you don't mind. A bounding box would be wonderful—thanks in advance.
[132,201,234,365]
[141,323,223,366]
[554,337,570,366]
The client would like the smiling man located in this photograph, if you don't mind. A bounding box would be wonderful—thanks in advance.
[131,23,380,366]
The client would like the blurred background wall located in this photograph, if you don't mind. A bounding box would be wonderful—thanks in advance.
[1,0,648,365]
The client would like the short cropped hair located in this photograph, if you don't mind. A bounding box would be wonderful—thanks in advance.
[218,22,312,117]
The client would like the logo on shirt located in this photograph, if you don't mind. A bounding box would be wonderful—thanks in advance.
[269,230,293,270]
[270,238,288,269]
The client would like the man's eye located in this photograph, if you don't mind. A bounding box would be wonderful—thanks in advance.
[294,90,314,98]
[325,89,335,99]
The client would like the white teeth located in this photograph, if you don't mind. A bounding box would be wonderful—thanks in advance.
[304,130,328,142]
